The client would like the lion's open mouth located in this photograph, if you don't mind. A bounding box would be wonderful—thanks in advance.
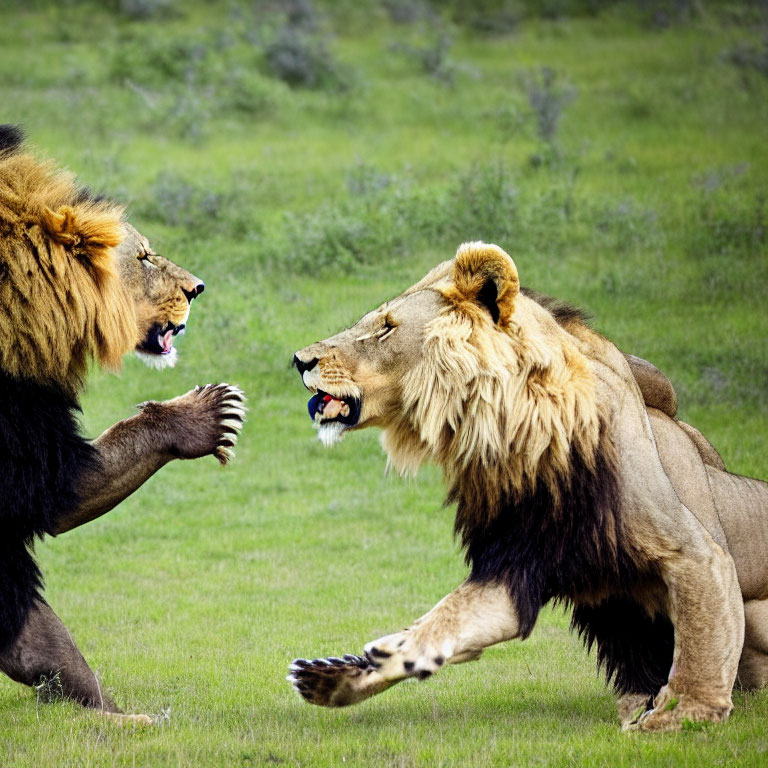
[138,321,186,356]
[135,321,186,370]
[308,390,361,428]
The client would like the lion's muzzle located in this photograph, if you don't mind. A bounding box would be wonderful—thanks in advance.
[293,352,362,441]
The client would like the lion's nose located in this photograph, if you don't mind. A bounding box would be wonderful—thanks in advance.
[183,282,205,302]
[293,355,318,375]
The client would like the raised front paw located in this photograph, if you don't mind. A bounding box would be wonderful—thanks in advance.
[288,655,395,707]
[141,383,246,464]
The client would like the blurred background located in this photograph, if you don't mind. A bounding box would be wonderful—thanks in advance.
[2,1,767,765]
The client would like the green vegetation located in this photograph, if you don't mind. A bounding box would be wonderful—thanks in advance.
[1,1,767,765]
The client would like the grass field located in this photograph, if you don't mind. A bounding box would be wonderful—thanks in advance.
[1,1,768,765]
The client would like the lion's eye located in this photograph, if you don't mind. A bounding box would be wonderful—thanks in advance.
[138,255,157,270]
[355,316,397,343]
[379,317,397,340]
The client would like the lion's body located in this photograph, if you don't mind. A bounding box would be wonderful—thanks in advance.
[0,126,245,721]
[291,242,767,731]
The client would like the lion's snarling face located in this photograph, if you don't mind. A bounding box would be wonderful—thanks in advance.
[114,224,205,370]
[294,271,447,447]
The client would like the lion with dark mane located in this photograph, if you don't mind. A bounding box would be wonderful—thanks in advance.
[290,242,768,731]
[0,126,245,723]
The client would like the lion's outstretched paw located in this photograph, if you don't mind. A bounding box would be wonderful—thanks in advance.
[287,655,395,707]
[152,383,246,464]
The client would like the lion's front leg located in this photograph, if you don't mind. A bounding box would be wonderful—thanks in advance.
[289,580,519,707]
[626,546,744,732]
[54,383,245,534]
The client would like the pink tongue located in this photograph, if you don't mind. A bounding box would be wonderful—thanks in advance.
[162,329,174,353]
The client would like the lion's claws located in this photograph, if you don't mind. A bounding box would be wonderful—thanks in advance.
[287,654,374,707]
[197,383,247,465]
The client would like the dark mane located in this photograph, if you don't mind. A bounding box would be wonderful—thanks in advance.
[521,286,593,329]
[571,597,674,696]
[0,124,24,155]
[0,371,98,651]
[452,416,674,696]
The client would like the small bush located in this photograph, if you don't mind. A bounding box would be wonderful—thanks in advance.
[434,0,608,25]
[391,31,456,83]
[442,162,519,243]
[694,194,767,259]
[110,34,209,87]
[523,66,577,144]
[140,172,225,231]
[264,25,351,90]
[112,28,279,139]
[381,0,428,24]
[444,0,520,33]
[593,199,663,254]
[117,0,175,19]
[136,172,259,239]
[271,161,520,271]
[723,40,768,79]
[221,69,283,116]
[345,163,393,197]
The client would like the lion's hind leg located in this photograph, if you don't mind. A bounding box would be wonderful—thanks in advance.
[0,600,151,721]
[737,599,768,690]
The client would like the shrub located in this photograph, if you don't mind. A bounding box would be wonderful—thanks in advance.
[266,29,326,87]
[442,162,519,243]
[381,0,428,24]
[221,69,283,116]
[116,0,175,19]
[264,17,351,90]
[723,40,768,79]
[390,31,457,83]
[110,34,209,87]
[523,66,577,144]
[135,172,259,239]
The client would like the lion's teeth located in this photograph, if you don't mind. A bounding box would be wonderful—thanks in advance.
[322,398,345,420]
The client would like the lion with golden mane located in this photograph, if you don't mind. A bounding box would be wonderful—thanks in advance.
[290,241,768,731]
[0,126,245,723]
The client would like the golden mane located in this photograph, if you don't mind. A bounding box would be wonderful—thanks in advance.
[382,243,606,527]
[0,149,139,395]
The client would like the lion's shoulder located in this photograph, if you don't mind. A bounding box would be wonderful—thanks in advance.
[522,287,680,421]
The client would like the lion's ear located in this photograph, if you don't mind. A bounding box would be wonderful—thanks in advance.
[43,205,123,249]
[452,242,519,327]
[42,204,124,286]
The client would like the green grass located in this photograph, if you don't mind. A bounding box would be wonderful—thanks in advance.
[1,1,767,765]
